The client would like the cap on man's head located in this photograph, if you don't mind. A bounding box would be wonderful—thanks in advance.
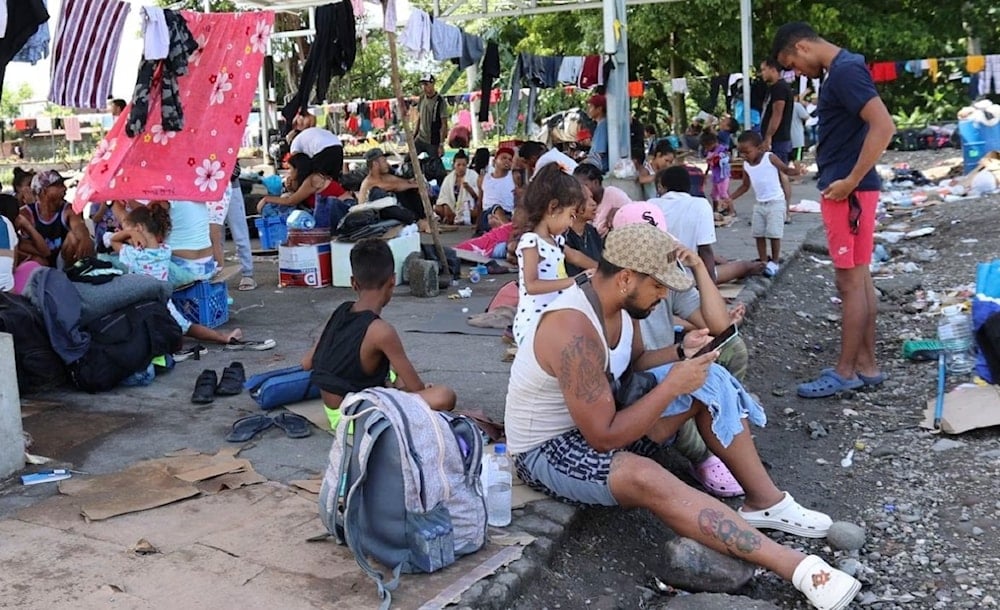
[419,73,436,84]
[364,148,385,165]
[31,169,67,194]
[496,146,515,159]
[611,202,667,232]
[587,94,607,110]
[602,223,693,291]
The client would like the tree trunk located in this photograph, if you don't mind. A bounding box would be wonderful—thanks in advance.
[669,31,686,135]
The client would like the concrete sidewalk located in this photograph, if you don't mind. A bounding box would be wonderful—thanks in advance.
[0,180,826,609]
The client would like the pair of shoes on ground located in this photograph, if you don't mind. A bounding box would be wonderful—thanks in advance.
[225,337,276,351]
[797,368,887,398]
[225,412,311,442]
[191,362,245,403]
[793,555,862,610]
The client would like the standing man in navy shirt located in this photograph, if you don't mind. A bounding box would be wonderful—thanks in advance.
[759,58,794,165]
[771,22,895,399]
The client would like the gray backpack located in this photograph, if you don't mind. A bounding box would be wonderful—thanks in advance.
[319,388,488,609]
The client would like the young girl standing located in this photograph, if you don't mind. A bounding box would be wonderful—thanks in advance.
[512,163,597,346]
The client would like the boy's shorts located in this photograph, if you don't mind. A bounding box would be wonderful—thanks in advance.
[821,191,878,269]
[513,428,664,507]
[710,178,731,203]
[751,199,785,239]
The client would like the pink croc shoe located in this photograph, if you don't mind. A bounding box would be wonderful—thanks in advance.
[691,455,745,498]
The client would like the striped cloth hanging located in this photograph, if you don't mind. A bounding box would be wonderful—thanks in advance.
[48,0,131,109]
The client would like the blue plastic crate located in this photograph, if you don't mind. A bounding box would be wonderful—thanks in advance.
[963,141,988,174]
[173,281,229,329]
[255,215,288,250]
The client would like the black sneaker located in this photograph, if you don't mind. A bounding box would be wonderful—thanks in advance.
[215,362,246,396]
[191,369,218,404]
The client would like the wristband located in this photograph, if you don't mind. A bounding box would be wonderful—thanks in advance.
[676,343,686,361]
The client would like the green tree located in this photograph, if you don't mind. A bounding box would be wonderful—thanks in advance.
[1,83,34,119]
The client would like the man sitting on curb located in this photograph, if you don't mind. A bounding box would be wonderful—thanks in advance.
[611,202,748,498]
[505,222,861,610]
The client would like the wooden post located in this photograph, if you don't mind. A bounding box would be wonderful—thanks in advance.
[385,29,451,277]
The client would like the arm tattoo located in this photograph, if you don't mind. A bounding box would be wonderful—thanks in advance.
[558,335,608,403]
[698,508,762,555]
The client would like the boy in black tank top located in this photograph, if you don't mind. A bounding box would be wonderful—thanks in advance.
[302,238,456,431]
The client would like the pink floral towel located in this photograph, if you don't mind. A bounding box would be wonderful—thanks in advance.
[73,11,274,212]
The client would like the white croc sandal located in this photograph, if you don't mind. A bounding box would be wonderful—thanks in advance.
[793,555,862,610]
[738,492,832,538]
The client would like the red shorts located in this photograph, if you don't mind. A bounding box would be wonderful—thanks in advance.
[821,191,878,269]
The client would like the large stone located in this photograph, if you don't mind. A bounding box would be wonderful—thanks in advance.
[408,259,440,297]
[827,521,867,551]
[665,592,780,610]
[660,537,756,593]
[801,226,831,256]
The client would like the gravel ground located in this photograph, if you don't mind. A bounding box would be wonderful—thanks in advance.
[509,149,1000,610]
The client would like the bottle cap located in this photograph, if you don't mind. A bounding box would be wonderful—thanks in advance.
[494,443,506,454]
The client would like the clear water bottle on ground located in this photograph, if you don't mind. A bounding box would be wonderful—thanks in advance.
[938,304,975,375]
[486,443,512,527]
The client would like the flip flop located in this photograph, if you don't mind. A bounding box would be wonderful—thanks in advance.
[238,277,257,291]
[225,338,277,351]
[225,414,274,442]
[796,369,864,399]
[272,412,312,439]
[738,492,832,538]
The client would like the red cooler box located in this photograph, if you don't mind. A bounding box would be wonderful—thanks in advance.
[279,243,332,288]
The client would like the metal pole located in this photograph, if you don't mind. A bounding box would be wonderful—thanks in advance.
[603,0,629,171]
[740,0,753,129]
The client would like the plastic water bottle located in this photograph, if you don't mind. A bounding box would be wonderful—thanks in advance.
[486,444,512,527]
[286,209,316,229]
[468,269,481,284]
[938,304,975,375]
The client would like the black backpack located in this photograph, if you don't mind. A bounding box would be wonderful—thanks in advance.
[0,293,67,394]
[68,300,182,393]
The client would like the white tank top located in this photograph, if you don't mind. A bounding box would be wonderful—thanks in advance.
[505,286,632,454]
[481,170,516,213]
[742,153,785,202]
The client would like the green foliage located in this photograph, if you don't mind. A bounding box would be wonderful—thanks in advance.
[0,82,34,118]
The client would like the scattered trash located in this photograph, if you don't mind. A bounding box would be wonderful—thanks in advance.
[461,307,469,313]
[21,469,73,485]
[843,408,859,417]
[905,227,935,239]
[840,449,855,468]
[130,538,160,555]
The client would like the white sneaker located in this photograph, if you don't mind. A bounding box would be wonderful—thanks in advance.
[793,555,861,610]
[764,261,780,277]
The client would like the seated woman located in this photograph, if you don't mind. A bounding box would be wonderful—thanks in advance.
[257,154,349,230]
[455,222,513,260]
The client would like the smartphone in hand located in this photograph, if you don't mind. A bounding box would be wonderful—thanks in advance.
[693,324,739,358]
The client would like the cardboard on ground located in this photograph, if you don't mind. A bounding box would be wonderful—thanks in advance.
[922,383,1000,433]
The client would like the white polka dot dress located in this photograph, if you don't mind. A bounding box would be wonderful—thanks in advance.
[513,232,568,346]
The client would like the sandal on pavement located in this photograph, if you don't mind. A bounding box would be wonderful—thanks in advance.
[690,455,745,498]
[225,338,276,351]
[174,344,207,362]
[238,277,257,291]
[272,412,312,439]
[191,369,218,404]
[215,362,245,396]
[797,369,864,398]
[738,492,832,538]
[792,555,862,610]
[225,414,274,443]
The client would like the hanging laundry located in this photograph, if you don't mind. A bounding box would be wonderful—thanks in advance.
[0,2,7,38]
[628,81,644,98]
[450,31,484,70]
[869,62,897,83]
[904,60,924,76]
[48,0,131,109]
[399,9,431,58]
[126,10,197,137]
[142,7,170,61]
[506,52,563,134]
[282,1,357,125]
[382,0,395,33]
[64,116,82,141]
[73,11,274,210]
[558,56,584,84]
[981,55,1000,95]
[430,19,463,61]
[578,55,603,89]
[927,58,939,82]
[11,0,50,66]
[478,41,500,122]
[702,75,728,112]
[967,55,985,74]
[671,77,688,94]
